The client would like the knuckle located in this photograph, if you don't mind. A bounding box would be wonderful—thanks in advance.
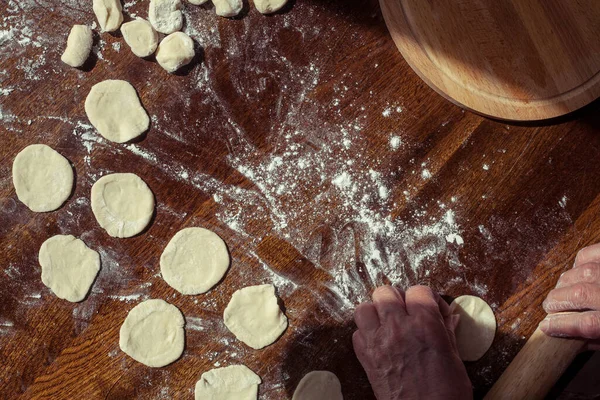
[581,264,600,281]
[569,283,592,305]
[579,314,600,338]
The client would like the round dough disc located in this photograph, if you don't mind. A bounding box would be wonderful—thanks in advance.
[450,295,497,361]
[160,227,230,295]
[224,284,288,349]
[84,79,150,143]
[39,235,100,302]
[12,144,73,212]
[119,299,185,367]
[91,173,155,238]
[195,364,261,400]
[292,371,343,400]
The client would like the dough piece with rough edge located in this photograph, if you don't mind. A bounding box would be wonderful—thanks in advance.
[93,0,123,32]
[160,227,230,295]
[39,235,100,302]
[149,0,183,34]
[224,284,288,349]
[195,364,261,400]
[91,173,154,238]
[213,0,243,17]
[450,295,497,361]
[155,32,195,73]
[119,299,185,367]
[292,371,343,400]
[12,144,73,212]
[85,79,149,143]
[254,0,287,14]
[121,18,158,58]
[61,25,93,68]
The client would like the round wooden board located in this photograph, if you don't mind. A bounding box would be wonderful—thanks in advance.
[379,0,600,121]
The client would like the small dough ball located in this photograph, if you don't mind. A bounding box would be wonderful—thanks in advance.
[121,18,158,58]
[254,0,287,14]
[213,0,243,17]
[224,284,288,349]
[93,0,123,32]
[450,295,497,361]
[119,299,184,367]
[91,173,155,238]
[61,25,93,68]
[292,371,343,400]
[155,32,195,73]
[85,79,150,143]
[149,0,183,34]
[195,364,261,400]
[12,144,73,212]
[187,0,209,4]
[160,227,230,295]
[39,235,100,302]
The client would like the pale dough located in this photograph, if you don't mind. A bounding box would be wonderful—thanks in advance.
[119,299,185,367]
[149,0,183,34]
[187,0,209,5]
[12,144,73,212]
[85,79,150,143]
[61,25,93,68]
[195,364,261,400]
[91,173,155,238]
[39,235,100,302]
[160,227,230,295]
[450,295,497,361]
[93,0,123,32]
[121,18,158,58]
[224,284,288,349]
[155,32,195,73]
[213,0,243,17]
[254,0,287,14]
[293,371,343,400]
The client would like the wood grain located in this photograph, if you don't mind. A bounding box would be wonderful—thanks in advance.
[1,0,600,399]
[380,0,600,120]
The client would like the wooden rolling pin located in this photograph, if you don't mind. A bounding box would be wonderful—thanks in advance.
[484,328,586,399]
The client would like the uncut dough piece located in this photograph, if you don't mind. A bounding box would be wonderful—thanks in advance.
[119,299,184,367]
[12,144,73,212]
[187,0,209,5]
[450,295,497,361]
[213,0,243,17]
[160,227,230,295]
[121,18,158,58]
[39,235,100,302]
[61,25,93,68]
[93,0,123,32]
[195,364,261,400]
[254,0,287,14]
[149,0,183,34]
[91,173,154,238]
[224,284,287,349]
[85,80,149,143]
[155,32,195,73]
[293,371,343,400]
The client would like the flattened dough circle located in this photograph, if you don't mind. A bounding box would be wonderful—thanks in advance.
[12,144,73,212]
[450,295,497,361]
[91,173,154,238]
[119,299,185,367]
[292,371,343,400]
[85,80,150,143]
[39,235,100,302]
[195,364,261,400]
[160,227,230,295]
[224,284,288,349]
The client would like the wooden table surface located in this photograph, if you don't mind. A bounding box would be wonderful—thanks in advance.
[1,0,599,398]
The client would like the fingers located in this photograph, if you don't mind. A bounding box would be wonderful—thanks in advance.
[354,302,381,331]
[539,311,600,340]
[556,262,600,288]
[372,285,407,322]
[405,285,440,316]
[543,283,600,313]
[574,243,600,267]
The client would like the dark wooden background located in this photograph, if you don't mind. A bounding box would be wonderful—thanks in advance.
[1,0,599,398]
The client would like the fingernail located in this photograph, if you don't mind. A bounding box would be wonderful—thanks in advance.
[539,318,549,331]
